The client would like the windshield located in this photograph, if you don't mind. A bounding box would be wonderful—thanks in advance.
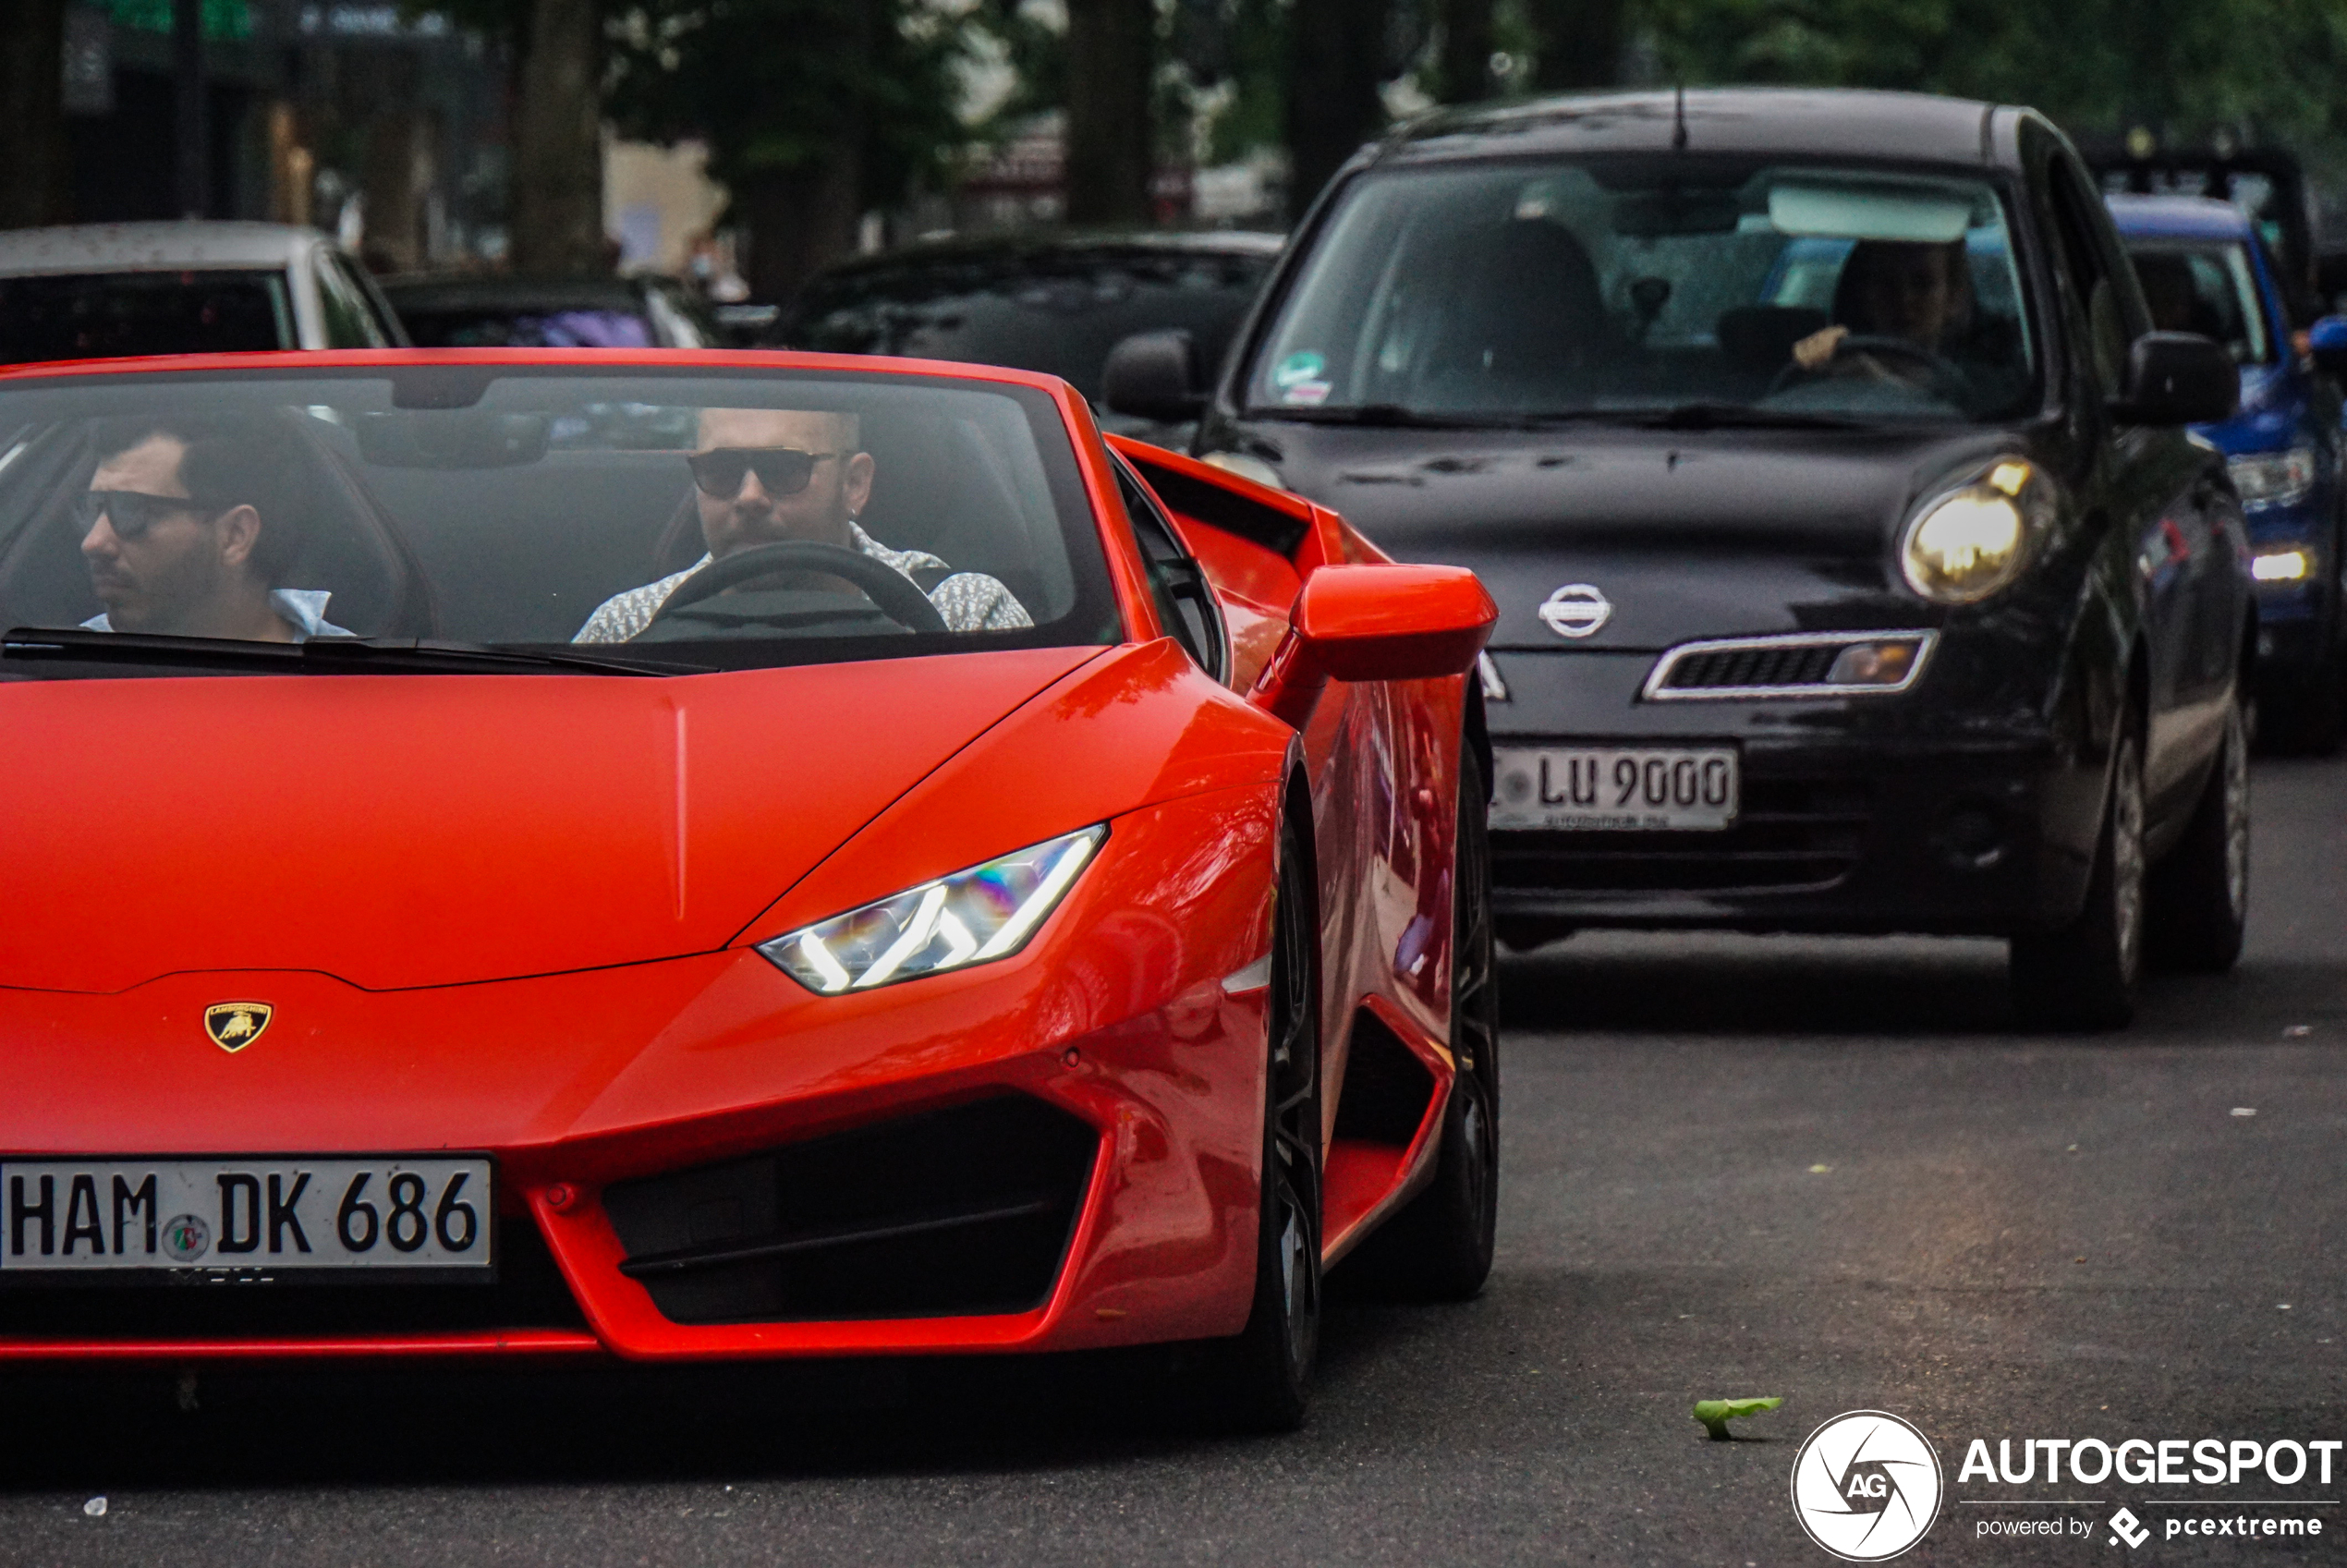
[2122,241,2274,366]
[1247,160,2037,425]
[784,247,1279,400]
[397,307,658,349]
[0,365,1117,676]
[0,272,295,365]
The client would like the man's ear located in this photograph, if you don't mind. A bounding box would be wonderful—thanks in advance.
[212,504,263,571]
[843,451,875,517]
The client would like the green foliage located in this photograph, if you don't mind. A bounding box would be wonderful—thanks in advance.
[605,0,975,202]
[90,0,249,38]
[1638,0,2347,160]
[1691,1395,1782,1439]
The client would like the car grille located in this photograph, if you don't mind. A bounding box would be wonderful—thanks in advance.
[0,1220,588,1340]
[1660,643,1842,690]
[603,1096,1099,1327]
[1644,631,1935,699]
[1494,776,1873,893]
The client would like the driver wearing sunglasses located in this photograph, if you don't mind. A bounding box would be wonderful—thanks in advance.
[572,407,1030,643]
[78,415,350,643]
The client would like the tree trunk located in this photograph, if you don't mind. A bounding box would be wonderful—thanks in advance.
[0,0,71,227]
[511,0,604,274]
[1064,0,1152,225]
[1526,0,1623,91]
[737,154,862,303]
[1433,0,1493,104]
[1285,0,1389,218]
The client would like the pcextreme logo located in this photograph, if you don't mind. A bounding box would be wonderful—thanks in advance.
[1792,1410,1945,1562]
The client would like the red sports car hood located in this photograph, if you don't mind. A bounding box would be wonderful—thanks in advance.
[0,648,1100,993]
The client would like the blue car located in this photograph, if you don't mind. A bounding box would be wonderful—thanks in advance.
[2110,193,2347,750]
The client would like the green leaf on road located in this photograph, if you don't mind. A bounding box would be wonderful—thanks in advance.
[1692,1396,1782,1440]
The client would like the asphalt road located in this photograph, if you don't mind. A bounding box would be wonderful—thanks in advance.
[6,757,2346,1567]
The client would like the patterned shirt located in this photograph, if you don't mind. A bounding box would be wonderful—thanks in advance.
[572,523,1030,644]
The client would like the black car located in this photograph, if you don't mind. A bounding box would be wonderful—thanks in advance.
[1115,89,2250,1028]
[774,230,1282,446]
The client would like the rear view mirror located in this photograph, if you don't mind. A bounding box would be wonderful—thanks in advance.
[355,412,550,469]
[1101,330,1205,423]
[2110,332,2238,426]
[2309,315,2347,381]
[1251,565,1497,728]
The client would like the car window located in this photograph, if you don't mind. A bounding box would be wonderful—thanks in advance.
[395,306,657,348]
[784,248,1279,401]
[1246,160,2038,424]
[315,255,390,348]
[0,367,1122,674]
[0,271,295,364]
[1111,456,1227,682]
[2122,240,2274,365]
[2045,162,2130,392]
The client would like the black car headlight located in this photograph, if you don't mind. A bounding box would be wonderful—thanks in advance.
[757,826,1106,993]
[2227,445,2317,509]
[1900,460,2047,604]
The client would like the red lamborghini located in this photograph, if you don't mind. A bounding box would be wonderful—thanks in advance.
[0,349,1496,1427]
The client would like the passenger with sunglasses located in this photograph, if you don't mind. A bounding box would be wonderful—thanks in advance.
[78,416,349,642]
[572,407,1030,643]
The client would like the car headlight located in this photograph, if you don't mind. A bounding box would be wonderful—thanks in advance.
[2228,445,2317,508]
[2254,548,2313,582]
[757,825,1106,993]
[1901,461,2045,604]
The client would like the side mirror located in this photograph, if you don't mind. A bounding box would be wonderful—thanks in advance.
[1102,330,1205,423]
[2309,315,2347,381]
[2110,331,2239,426]
[1250,565,1497,729]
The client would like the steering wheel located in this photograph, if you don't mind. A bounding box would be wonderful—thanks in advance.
[1769,333,1972,404]
[647,541,949,636]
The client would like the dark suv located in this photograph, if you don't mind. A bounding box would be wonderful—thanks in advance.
[1121,89,2250,1028]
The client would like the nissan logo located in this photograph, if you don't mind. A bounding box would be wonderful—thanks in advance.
[1539,583,1613,639]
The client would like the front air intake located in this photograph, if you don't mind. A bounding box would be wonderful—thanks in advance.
[602,1096,1099,1326]
[1644,631,1936,700]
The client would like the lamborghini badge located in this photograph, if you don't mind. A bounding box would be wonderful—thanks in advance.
[203,1003,274,1053]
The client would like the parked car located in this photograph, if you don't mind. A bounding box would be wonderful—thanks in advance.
[0,346,1498,1428]
[0,222,405,363]
[2109,193,2347,750]
[1123,87,2252,1028]
[774,231,1283,447]
[380,274,720,349]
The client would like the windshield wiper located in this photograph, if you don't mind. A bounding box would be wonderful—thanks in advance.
[1249,403,1614,431]
[1,628,710,677]
[1626,402,1873,431]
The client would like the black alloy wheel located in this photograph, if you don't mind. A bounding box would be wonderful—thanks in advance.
[1342,746,1501,1299]
[1207,810,1324,1430]
[2012,717,2145,1030]
[2146,693,2251,973]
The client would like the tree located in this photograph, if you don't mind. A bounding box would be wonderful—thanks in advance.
[1286,0,1392,214]
[1430,0,1494,104]
[1064,0,1154,223]
[608,0,970,298]
[0,0,72,228]
[510,0,608,272]
[1526,0,1623,91]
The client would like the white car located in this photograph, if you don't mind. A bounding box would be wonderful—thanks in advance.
[0,222,407,365]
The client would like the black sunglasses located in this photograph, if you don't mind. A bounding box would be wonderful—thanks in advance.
[74,490,214,541]
[687,447,843,500]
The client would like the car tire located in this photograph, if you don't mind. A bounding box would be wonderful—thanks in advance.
[1203,809,1323,1431]
[2146,695,2250,973]
[1339,748,1500,1301]
[2011,719,2145,1031]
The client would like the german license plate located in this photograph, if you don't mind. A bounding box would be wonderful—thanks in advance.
[1492,745,1739,832]
[0,1157,493,1279]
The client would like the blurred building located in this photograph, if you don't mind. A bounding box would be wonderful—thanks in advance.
[57,0,508,266]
